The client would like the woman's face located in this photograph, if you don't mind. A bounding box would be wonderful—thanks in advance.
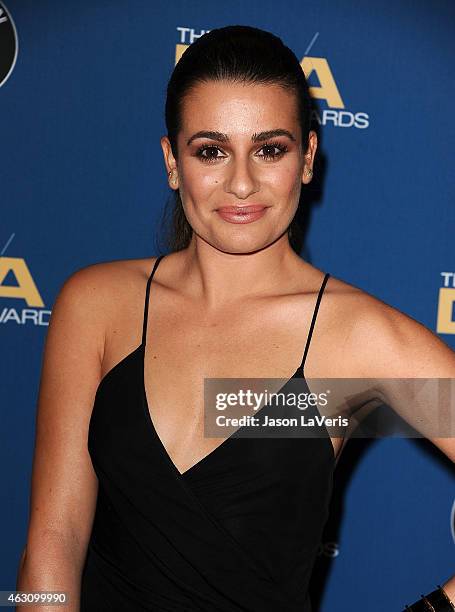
[161,80,317,254]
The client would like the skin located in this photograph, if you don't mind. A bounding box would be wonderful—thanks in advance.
[16,79,455,608]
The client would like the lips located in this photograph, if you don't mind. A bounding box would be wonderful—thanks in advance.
[217,205,267,214]
[215,204,269,224]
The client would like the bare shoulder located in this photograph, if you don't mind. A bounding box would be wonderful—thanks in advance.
[323,274,455,378]
[55,257,159,338]
[57,256,155,311]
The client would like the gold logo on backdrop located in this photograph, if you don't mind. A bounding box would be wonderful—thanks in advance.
[0,256,44,307]
[437,288,455,334]
[301,57,344,109]
[175,44,187,65]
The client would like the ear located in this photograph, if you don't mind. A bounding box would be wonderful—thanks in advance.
[301,130,318,185]
[160,135,179,190]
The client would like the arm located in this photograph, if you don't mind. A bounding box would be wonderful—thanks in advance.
[350,297,455,605]
[16,265,108,611]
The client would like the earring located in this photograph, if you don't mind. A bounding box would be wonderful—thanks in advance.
[305,168,313,178]
[168,169,178,185]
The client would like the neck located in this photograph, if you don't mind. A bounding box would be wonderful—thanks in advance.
[174,234,304,309]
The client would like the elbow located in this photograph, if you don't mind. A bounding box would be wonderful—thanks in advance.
[15,541,82,612]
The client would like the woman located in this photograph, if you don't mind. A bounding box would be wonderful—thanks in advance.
[17,25,455,611]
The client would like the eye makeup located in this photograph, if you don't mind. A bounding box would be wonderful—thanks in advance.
[194,140,289,163]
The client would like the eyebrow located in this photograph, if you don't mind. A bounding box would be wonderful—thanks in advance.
[186,129,296,146]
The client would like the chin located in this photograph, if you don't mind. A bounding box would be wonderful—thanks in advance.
[206,232,278,256]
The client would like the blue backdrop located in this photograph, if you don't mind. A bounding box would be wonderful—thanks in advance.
[1,1,454,610]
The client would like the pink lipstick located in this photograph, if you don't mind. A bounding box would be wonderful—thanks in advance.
[216,205,268,224]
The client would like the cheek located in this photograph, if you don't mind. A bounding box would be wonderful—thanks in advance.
[260,152,302,188]
[182,163,218,200]
[270,170,296,190]
[267,164,302,199]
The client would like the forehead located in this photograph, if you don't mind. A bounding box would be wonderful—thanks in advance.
[180,80,299,136]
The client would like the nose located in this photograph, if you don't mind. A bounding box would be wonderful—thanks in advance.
[224,154,260,200]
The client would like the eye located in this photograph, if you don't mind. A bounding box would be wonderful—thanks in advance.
[195,145,226,163]
[256,142,288,160]
[194,141,289,164]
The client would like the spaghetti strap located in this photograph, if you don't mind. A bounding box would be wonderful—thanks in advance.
[141,255,165,346]
[300,272,330,375]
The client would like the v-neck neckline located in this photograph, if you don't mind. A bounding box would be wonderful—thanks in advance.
[140,255,335,479]
[141,343,305,478]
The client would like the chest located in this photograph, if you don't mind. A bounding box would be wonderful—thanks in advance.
[142,299,342,472]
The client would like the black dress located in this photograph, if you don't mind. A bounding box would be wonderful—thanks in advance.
[80,255,335,611]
